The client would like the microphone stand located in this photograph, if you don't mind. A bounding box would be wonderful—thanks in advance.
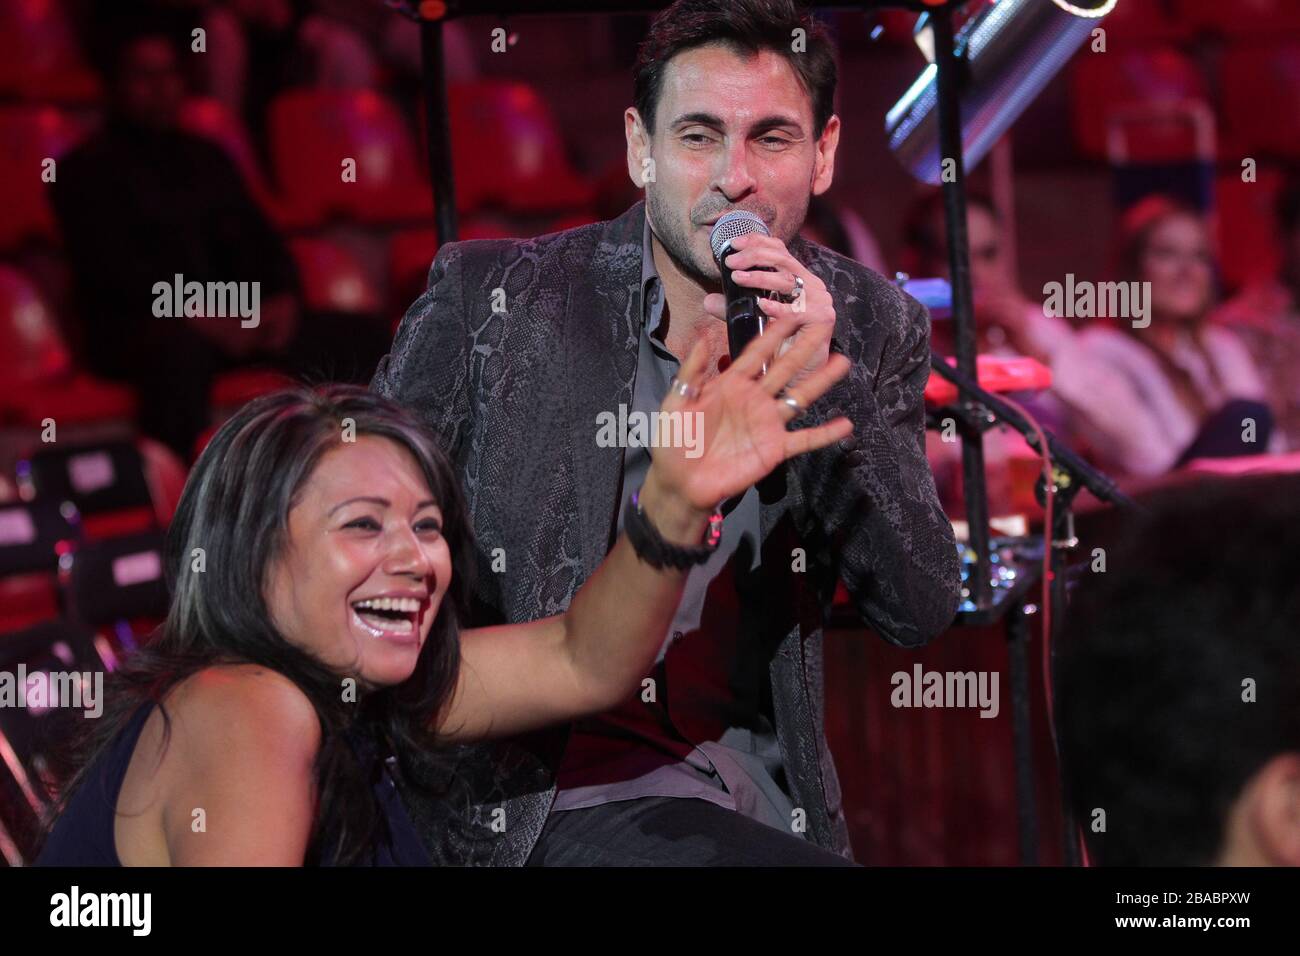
[927,352,1137,866]
[923,2,1131,865]
[927,355,1136,513]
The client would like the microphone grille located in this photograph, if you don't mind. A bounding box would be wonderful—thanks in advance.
[709,210,770,259]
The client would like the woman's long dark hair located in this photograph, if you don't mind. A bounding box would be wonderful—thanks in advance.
[45,384,477,864]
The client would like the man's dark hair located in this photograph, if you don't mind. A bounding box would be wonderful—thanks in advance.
[632,0,838,138]
[1058,476,1300,866]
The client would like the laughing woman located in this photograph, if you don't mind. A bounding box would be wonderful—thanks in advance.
[36,316,851,865]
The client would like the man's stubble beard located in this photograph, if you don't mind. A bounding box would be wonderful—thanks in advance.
[645,187,720,289]
[644,187,809,290]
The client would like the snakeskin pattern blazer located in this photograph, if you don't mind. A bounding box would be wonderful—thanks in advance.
[371,200,961,865]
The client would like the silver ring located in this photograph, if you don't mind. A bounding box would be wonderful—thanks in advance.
[780,394,803,415]
[670,377,699,400]
[789,275,805,301]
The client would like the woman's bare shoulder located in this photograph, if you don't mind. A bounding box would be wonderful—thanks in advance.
[118,664,323,864]
[161,663,322,762]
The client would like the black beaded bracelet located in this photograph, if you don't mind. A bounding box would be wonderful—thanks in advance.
[624,489,723,570]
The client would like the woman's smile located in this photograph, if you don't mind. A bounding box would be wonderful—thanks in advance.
[349,593,429,645]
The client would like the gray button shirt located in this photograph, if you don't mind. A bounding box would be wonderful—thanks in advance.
[550,216,804,839]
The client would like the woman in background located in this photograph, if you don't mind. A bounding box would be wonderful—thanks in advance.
[1053,196,1276,478]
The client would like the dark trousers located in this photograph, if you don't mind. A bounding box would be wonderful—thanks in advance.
[1173,398,1274,468]
[524,796,858,867]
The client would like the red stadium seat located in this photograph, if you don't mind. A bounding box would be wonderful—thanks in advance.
[268,89,433,227]
[0,572,61,635]
[137,436,187,529]
[1187,0,1300,39]
[461,218,527,240]
[205,368,295,458]
[0,106,89,250]
[0,0,101,102]
[549,211,600,233]
[289,237,382,314]
[1070,47,1207,161]
[209,368,295,412]
[388,227,439,320]
[192,424,219,462]
[17,440,157,541]
[1105,99,1216,212]
[1220,42,1300,160]
[1106,100,1215,165]
[870,11,922,46]
[0,499,80,633]
[0,266,72,384]
[59,530,169,633]
[1216,167,1285,291]
[8,436,184,536]
[178,96,284,223]
[387,220,522,323]
[0,268,137,434]
[0,376,137,431]
[449,81,596,216]
[1097,0,1194,46]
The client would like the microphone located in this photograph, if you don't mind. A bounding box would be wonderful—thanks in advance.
[710,210,775,373]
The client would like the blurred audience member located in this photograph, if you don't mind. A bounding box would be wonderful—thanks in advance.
[1052,197,1275,478]
[201,0,314,152]
[1214,173,1300,451]
[1059,476,1300,866]
[52,23,386,457]
[901,190,1072,366]
[901,190,1073,515]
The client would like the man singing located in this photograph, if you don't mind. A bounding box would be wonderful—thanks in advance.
[372,0,960,865]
